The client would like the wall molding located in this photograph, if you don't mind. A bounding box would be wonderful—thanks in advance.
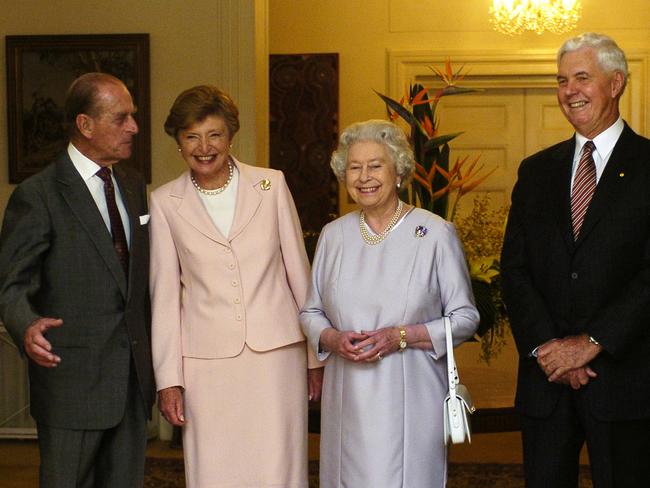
[387,49,649,134]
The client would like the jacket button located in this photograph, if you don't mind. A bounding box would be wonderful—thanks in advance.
[571,272,578,279]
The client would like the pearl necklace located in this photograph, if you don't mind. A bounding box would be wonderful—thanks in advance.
[359,200,403,245]
[191,160,234,195]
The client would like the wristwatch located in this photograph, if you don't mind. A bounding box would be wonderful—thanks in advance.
[398,326,407,352]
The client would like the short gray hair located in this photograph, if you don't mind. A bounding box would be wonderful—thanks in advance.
[558,32,628,90]
[64,72,128,136]
[330,119,415,184]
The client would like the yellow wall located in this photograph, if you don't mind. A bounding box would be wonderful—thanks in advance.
[0,0,265,220]
[268,0,650,387]
[269,0,650,135]
[269,0,650,215]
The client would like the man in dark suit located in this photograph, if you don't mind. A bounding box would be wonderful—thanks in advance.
[0,73,154,487]
[502,33,650,487]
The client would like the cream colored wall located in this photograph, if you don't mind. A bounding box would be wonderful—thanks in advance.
[0,0,267,220]
[0,0,271,439]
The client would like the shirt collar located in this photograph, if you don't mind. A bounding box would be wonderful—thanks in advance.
[67,143,111,181]
[575,117,624,161]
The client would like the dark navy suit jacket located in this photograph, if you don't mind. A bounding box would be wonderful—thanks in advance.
[502,123,650,421]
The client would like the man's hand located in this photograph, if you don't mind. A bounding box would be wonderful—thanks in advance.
[23,318,63,367]
[537,334,602,382]
[553,366,598,389]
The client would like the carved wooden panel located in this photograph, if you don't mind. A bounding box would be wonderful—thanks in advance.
[269,53,339,259]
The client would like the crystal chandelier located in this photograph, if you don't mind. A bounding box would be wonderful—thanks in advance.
[489,0,582,35]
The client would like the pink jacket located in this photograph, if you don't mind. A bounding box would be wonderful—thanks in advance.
[150,159,318,390]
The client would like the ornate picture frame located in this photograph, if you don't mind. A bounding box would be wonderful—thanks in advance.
[5,34,151,183]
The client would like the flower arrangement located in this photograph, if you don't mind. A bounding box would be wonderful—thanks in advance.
[454,195,509,362]
[375,61,509,362]
[375,61,496,221]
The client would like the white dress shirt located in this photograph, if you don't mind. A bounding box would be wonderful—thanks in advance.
[570,117,625,190]
[68,143,131,247]
[197,163,239,238]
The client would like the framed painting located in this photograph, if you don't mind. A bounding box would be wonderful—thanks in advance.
[5,34,151,183]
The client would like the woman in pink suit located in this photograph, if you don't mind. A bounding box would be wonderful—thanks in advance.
[150,85,323,488]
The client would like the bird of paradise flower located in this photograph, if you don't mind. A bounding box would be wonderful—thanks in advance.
[375,60,497,221]
[375,62,508,360]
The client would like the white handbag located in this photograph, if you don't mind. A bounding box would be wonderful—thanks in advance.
[443,315,475,444]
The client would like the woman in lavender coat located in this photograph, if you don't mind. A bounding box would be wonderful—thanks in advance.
[300,120,479,488]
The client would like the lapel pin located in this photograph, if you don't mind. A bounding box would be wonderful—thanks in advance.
[415,225,428,238]
[260,179,271,191]
[619,172,624,178]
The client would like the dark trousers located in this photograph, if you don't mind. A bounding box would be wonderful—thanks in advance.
[521,388,650,488]
[37,372,147,488]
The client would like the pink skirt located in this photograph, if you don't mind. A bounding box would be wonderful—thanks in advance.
[182,342,308,488]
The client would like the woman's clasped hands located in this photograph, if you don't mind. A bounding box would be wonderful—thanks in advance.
[320,327,402,363]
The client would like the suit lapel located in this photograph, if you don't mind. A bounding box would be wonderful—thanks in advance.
[174,172,230,246]
[113,165,142,293]
[55,155,128,297]
[576,125,635,245]
[173,160,263,245]
[228,160,262,241]
[547,138,576,251]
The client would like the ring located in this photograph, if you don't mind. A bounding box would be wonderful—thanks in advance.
[377,353,383,360]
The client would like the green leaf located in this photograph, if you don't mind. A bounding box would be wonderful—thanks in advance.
[373,90,419,127]
[438,86,482,98]
[423,132,464,153]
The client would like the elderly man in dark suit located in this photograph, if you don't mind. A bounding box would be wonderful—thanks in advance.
[0,72,154,487]
[502,33,650,488]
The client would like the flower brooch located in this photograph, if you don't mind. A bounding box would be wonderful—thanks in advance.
[414,225,428,238]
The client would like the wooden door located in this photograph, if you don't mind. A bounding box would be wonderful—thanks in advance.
[438,86,573,410]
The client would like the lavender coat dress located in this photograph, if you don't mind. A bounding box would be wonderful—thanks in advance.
[301,208,479,488]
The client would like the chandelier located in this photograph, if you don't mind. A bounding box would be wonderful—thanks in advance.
[489,0,582,35]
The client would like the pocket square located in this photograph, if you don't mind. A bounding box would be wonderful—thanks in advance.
[139,214,150,225]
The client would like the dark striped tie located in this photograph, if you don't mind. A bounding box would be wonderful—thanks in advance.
[96,167,129,275]
[571,141,596,240]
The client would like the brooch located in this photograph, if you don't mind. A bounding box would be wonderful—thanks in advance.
[260,179,271,191]
[414,225,428,238]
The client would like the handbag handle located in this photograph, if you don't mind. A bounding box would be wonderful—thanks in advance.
[444,315,459,394]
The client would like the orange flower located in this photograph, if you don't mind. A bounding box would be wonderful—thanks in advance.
[410,87,429,106]
[431,59,469,87]
[421,115,435,138]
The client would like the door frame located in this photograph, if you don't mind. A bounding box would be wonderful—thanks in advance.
[387,49,649,135]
